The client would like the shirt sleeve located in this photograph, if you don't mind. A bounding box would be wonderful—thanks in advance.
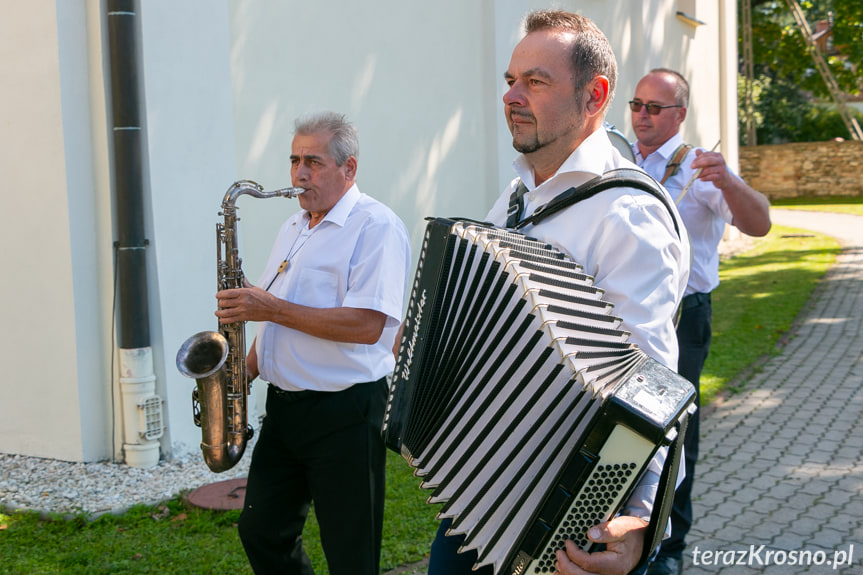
[342,212,411,327]
[581,194,686,368]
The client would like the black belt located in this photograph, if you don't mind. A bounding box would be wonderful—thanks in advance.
[681,292,710,311]
[268,384,324,403]
[268,378,386,403]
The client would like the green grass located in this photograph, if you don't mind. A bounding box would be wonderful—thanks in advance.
[0,453,436,574]
[0,498,250,574]
[0,196,856,574]
[700,224,838,404]
[771,195,863,216]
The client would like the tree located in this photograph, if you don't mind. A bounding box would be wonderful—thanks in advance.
[739,0,863,143]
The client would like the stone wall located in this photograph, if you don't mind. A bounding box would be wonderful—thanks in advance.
[739,140,863,199]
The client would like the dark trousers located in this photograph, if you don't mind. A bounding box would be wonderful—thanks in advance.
[428,518,493,575]
[659,292,711,559]
[238,379,388,575]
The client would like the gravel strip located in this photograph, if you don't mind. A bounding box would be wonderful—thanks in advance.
[0,446,252,518]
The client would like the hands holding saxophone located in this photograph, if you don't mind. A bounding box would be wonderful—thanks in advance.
[216,278,278,325]
[215,278,269,382]
[216,277,390,350]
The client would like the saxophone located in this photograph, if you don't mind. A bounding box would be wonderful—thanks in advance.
[176,180,305,472]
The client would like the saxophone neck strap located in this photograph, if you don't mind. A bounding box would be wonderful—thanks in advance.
[511,168,681,238]
[660,143,693,185]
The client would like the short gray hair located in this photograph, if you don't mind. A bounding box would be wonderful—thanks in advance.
[294,111,359,166]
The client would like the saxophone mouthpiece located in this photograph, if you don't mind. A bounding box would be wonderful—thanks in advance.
[281,187,306,198]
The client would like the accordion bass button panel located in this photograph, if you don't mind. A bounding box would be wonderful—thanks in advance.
[522,425,652,574]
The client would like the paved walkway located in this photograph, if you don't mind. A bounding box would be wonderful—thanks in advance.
[685,209,863,574]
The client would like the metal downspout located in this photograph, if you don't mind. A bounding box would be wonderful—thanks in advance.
[106,0,163,468]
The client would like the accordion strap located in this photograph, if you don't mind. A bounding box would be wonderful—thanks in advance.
[632,409,691,574]
[660,143,693,185]
[512,168,681,238]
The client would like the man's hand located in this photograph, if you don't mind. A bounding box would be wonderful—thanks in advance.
[690,149,772,237]
[554,516,648,575]
[690,149,735,190]
[216,278,387,345]
[215,279,279,324]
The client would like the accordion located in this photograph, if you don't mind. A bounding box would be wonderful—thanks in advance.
[383,218,695,575]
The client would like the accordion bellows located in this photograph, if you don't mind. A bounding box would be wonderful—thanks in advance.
[383,218,695,575]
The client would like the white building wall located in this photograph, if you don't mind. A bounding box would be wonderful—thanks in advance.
[0,1,112,461]
[137,0,239,458]
[0,0,736,463]
[57,0,115,462]
[228,0,499,275]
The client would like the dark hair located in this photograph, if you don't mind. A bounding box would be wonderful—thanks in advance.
[649,68,690,107]
[294,111,359,166]
[524,10,618,108]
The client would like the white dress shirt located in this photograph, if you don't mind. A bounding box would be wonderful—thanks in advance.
[255,184,411,392]
[486,128,690,524]
[487,129,690,369]
[634,132,733,296]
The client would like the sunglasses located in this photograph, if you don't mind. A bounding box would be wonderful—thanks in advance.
[628,100,683,115]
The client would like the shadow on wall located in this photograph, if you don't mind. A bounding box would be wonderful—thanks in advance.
[228,1,493,270]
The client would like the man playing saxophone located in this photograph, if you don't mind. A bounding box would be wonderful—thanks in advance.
[215,111,412,575]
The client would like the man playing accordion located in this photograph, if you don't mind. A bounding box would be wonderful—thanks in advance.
[426,10,690,575]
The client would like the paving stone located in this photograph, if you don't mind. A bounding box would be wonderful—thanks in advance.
[763,482,800,501]
[808,527,852,549]
[693,489,733,508]
[747,522,786,542]
[693,514,730,533]
[785,516,832,537]
[795,480,835,496]
[729,487,765,505]
[711,503,745,520]
[766,508,803,529]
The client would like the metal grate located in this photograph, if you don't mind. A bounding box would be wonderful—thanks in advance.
[138,395,164,440]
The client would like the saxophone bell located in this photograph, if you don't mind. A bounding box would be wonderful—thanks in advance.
[176,330,251,473]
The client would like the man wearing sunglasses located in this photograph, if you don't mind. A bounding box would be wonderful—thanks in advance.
[630,68,772,575]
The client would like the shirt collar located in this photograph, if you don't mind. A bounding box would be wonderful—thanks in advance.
[512,128,611,193]
[303,183,360,227]
[634,132,684,164]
